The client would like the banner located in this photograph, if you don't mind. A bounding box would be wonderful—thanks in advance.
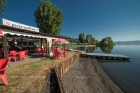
[2,18,39,32]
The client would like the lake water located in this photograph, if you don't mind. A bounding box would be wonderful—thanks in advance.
[88,45,140,93]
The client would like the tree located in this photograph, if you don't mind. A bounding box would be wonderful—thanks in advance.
[34,0,63,36]
[0,0,6,16]
[86,34,92,44]
[91,37,98,45]
[100,37,114,46]
[78,33,85,43]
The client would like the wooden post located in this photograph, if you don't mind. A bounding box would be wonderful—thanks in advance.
[40,38,43,48]
[21,38,23,47]
[62,63,64,74]
[3,34,8,58]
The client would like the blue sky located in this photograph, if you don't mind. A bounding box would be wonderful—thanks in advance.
[1,0,140,42]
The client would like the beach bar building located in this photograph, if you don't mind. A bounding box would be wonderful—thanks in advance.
[0,18,59,58]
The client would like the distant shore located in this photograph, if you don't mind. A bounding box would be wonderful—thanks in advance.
[62,58,123,93]
[76,44,96,48]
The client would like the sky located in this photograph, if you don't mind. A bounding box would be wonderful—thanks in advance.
[1,0,140,42]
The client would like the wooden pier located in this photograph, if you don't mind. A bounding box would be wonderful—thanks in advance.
[85,53,130,60]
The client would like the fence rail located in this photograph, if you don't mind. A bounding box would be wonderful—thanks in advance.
[54,52,80,93]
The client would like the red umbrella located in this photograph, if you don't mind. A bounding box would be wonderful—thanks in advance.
[0,30,4,36]
[53,38,69,44]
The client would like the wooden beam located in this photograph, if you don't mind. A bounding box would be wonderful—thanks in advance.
[41,38,43,48]
[3,34,8,58]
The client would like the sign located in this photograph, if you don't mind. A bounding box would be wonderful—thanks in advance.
[2,18,39,32]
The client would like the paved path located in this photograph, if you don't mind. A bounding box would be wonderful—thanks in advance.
[62,58,123,93]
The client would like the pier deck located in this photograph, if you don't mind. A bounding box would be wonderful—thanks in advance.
[86,53,130,60]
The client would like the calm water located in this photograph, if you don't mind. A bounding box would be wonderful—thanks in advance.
[90,45,140,93]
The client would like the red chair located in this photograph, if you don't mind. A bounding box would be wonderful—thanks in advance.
[8,50,18,62]
[62,48,67,58]
[25,50,28,57]
[52,48,57,57]
[42,47,47,56]
[0,58,10,86]
[36,47,42,56]
[18,51,27,61]
[54,51,61,59]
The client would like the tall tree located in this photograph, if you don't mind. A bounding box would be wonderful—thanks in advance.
[86,34,92,44]
[34,0,63,36]
[0,0,6,16]
[78,33,85,43]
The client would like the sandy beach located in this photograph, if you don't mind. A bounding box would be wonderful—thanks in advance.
[62,58,124,93]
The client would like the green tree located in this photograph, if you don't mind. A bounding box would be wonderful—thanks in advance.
[78,33,85,43]
[92,37,98,45]
[100,37,114,46]
[0,0,6,16]
[86,34,92,44]
[34,0,63,35]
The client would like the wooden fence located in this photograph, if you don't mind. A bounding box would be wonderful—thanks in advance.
[54,52,80,93]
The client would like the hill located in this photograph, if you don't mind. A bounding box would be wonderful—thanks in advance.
[114,40,140,45]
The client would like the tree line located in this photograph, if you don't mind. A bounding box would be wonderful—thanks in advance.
[60,33,114,46]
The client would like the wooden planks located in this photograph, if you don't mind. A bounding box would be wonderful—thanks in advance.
[86,53,130,60]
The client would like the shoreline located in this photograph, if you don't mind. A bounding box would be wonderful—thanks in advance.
[62,58,124,93]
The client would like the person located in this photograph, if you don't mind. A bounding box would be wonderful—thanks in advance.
[14,40,17,47]
[34,42,37,47]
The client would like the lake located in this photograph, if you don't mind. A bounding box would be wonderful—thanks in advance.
[87,45,140,93]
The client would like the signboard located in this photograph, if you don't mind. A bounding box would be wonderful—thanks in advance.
[2,18,39,32]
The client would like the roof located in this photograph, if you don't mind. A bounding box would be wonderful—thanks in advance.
[0,24,60,39]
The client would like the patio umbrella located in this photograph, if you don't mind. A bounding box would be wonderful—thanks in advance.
[53,38,69,44]
[0,30,4,36]
[53,38,69,49]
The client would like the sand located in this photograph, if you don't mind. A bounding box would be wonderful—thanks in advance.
[62,58,124,93]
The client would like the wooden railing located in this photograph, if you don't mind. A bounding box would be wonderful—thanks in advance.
[54,52,80,93]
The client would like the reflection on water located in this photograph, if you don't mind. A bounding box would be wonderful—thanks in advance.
[86,47,97,53]
[99,45,114,53]
[86,45,114,53]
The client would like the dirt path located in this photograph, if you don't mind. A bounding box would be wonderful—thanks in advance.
[62,58,124,93]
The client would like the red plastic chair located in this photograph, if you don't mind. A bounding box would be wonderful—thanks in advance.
[54,51,61,59]
[52,48,57,57]
[62,48,67,58]
[42,47,47,56]
[25,50,28,57]
[0,58,10,86]
[36,47,42,56]
[8,50,17,62]
[18,51,26,61]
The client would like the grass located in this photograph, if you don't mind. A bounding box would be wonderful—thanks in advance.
[0,51,77,93]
